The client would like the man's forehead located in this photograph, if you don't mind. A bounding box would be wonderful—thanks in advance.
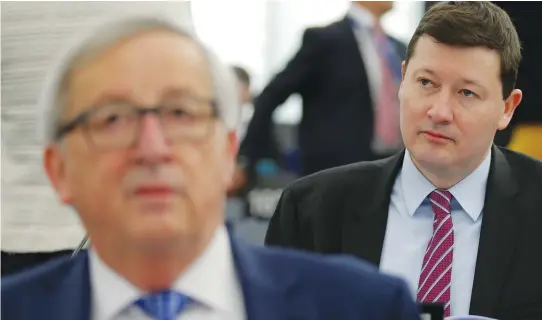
[409,37,500,82]
[75,29,205,69]
[410,35,500,68]
[65,30,213,112]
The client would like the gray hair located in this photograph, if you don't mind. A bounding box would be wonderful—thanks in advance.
[40,15,240,144]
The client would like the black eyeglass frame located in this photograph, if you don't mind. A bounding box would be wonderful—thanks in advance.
[54,99,220,148]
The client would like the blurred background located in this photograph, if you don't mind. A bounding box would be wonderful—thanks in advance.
[2,1,541,275]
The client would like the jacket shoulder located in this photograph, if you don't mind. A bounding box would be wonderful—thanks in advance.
[253,243,402,292]
[1,254,84,305]
[302,18,351,45]
[287,157,395,198]
[499,146,542,175]
[251,245,416,316]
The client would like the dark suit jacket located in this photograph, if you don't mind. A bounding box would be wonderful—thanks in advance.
[1,232,419,320]
[265,146,542,319]
[240,17,406,176]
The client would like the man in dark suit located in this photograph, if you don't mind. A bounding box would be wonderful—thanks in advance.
[1,16,419,320]
[266,2,542,319]
[236,1,405,181]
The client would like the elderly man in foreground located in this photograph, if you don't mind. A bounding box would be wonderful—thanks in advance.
[1,16,419,320]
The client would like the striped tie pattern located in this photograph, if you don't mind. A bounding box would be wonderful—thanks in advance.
[417,189,454,317]
[372,22,401,148]
[135,290,190,320]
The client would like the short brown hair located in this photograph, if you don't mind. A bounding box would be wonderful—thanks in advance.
[405,1,521,99]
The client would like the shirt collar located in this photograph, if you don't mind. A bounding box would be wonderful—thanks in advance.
[172,225,242,314]
[348,3,376,29]
[400,149,491,221]
[90,248,141,320]
[90,225,242,319]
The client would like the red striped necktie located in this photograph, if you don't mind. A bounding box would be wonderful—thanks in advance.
[417,189,454,317]
[372,22,401,149]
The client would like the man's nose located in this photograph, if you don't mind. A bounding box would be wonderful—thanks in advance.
[133,115,174,164]
[427,91,454,124]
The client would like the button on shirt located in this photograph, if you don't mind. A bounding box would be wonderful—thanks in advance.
[379,150,491,316]
[90,225,246,320]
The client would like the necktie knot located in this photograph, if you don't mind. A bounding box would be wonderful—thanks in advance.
[134,290,190,320]
[429,189,452,217]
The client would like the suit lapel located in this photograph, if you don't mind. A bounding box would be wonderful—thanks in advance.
[337,17,373,94]
[54,252,92,320]
[230,236,310,320]
[342,151,404,266]
[469,146,521,316]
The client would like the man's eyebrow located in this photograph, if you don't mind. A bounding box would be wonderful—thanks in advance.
[90,91,134,106]
[461,78,485,88]
[90,88,190,105]
[412,68,438,77]
[412,68,487,89]
[161,88,214,101]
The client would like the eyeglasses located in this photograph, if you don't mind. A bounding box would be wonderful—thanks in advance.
[55,97,218,150]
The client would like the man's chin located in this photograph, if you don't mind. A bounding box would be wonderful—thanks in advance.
[413,148,456,169]
[129,229,186,252]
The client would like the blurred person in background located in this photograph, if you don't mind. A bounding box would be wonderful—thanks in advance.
[266,2,542,319]
[229,65,282,197]
[230,1,405,194]
[1,16,420,320]
[232,65,254,142]
[228,65,254,196]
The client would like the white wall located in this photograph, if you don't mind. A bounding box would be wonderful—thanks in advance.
[192,1,425,125]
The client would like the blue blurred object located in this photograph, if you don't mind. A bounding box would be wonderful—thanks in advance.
[283,148,301,174]
[255,158,279,176]
[248,158,297,220]
[225,197,245,222]
[234,218,269,245]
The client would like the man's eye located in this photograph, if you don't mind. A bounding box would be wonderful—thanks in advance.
[169,108,189,117]
[104,114,121,123]
[420,79,432,87]
[460,89,475,97]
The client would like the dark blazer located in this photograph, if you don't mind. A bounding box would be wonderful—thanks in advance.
[240,17,406,176]
[265,146,542,320]
[2,232,419,320]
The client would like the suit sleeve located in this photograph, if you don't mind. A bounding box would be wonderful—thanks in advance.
[264,187,303,249]
[389,279,421,320]
[240,28,323,162]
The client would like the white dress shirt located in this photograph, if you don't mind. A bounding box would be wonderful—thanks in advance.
[90,225,246,320]
[348,4,383,104]
[380,150,491,316]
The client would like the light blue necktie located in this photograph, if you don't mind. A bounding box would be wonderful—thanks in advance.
[134,290,190,320]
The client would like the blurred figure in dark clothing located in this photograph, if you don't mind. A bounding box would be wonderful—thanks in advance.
[228,65,281,196]
[232,65,254,141]
[232,1,405,195]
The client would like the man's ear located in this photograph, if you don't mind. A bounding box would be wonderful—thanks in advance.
[398,61,407,99]
[498,89,522,130]
[401,60,406,81]
[217,129,240,188]
[44,144,73,204]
